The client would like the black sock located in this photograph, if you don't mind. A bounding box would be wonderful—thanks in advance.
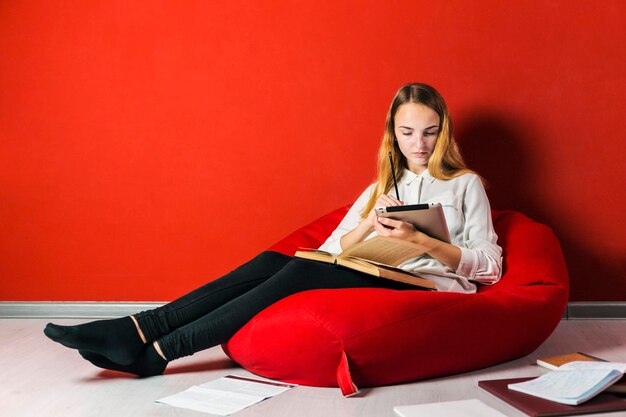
[44,317,144,365]
[79,344,167,377]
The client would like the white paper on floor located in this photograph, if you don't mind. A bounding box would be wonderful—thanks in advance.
[156,374,296,415]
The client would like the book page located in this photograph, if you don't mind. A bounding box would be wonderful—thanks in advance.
[560,361,626,373]
[156,374,295,415]
[199,374,294,397]
[351,257,420,274]
[340,236,427,267]
[156,386,263,415]
[508,369,623,405]
[294,249,337,264]
[297,247,332,254]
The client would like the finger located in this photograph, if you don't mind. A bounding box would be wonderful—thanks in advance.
[387,195,403,206]
[374,218,390,235]
[396,220,413,230]
[376,223,390,236]
[385,195,403,206]
[378,199,400,209]
[377,195,393,206]
[385,193,405,204]
[378,216,399,228]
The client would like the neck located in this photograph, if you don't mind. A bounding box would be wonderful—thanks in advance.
[407,164,427,175]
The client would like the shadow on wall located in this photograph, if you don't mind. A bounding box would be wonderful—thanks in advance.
[455,109,624,301]
[455,111,536,217]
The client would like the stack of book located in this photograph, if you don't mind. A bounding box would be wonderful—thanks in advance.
[479,352,626,417]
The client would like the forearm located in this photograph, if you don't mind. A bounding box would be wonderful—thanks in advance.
[339,220,374,252]
[413,235,462,271]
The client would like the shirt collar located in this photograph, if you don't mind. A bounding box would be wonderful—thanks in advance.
[401,167,436,185]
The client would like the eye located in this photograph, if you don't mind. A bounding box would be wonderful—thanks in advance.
[424,131,437,136]
[402,132,412,136]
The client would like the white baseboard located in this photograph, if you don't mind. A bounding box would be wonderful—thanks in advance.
[0,301,625,319]
[0,302,165,318]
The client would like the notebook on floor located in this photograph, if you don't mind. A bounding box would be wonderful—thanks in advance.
[479,377,626,417]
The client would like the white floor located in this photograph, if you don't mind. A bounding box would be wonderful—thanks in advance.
[1,319,626,417]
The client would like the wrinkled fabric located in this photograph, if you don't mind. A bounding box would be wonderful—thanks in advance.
[318,168,503,293]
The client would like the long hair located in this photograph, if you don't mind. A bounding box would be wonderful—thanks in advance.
[359,83,476,219]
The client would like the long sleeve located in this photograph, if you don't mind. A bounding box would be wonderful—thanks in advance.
[317,183,376,254]
[317,170,502,293]
[455,176,503,284]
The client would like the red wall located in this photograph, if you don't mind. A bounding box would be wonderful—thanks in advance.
[1,1,624,301]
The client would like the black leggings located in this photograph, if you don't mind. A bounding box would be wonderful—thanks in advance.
[134,250,415,360]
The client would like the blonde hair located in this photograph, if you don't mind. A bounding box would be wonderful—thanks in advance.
[360,83,476,219]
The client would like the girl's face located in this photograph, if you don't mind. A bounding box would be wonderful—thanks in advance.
[393,103,440,174]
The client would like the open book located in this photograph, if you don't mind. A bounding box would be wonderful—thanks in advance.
[536,352,626,393]
[479,376,626,417]
[508,361,626,405]
[294,236,436,290]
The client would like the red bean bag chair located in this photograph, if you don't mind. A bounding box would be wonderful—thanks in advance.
[222,207,569,396]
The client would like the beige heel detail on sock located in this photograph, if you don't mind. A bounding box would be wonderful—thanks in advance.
[153,341,168,361]
[130,315,147,344]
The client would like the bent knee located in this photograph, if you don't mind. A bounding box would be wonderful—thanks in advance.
[255,250,293,264]
[281,257,328,274]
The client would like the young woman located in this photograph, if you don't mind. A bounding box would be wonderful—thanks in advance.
[44,83,502,377]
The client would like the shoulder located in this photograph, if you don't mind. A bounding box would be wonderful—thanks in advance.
[441,172,488,203]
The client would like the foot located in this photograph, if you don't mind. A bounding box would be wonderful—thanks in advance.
[79,344,167,377]
[44,317,144,365]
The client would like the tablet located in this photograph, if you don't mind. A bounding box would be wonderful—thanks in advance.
[375,203,451,243]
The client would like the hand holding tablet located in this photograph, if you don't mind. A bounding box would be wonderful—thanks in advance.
[375,203,451,243]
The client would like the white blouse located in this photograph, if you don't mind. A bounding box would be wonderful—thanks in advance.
[317,168,503,293]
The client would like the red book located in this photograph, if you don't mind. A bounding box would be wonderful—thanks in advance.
[479,377,626,417]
